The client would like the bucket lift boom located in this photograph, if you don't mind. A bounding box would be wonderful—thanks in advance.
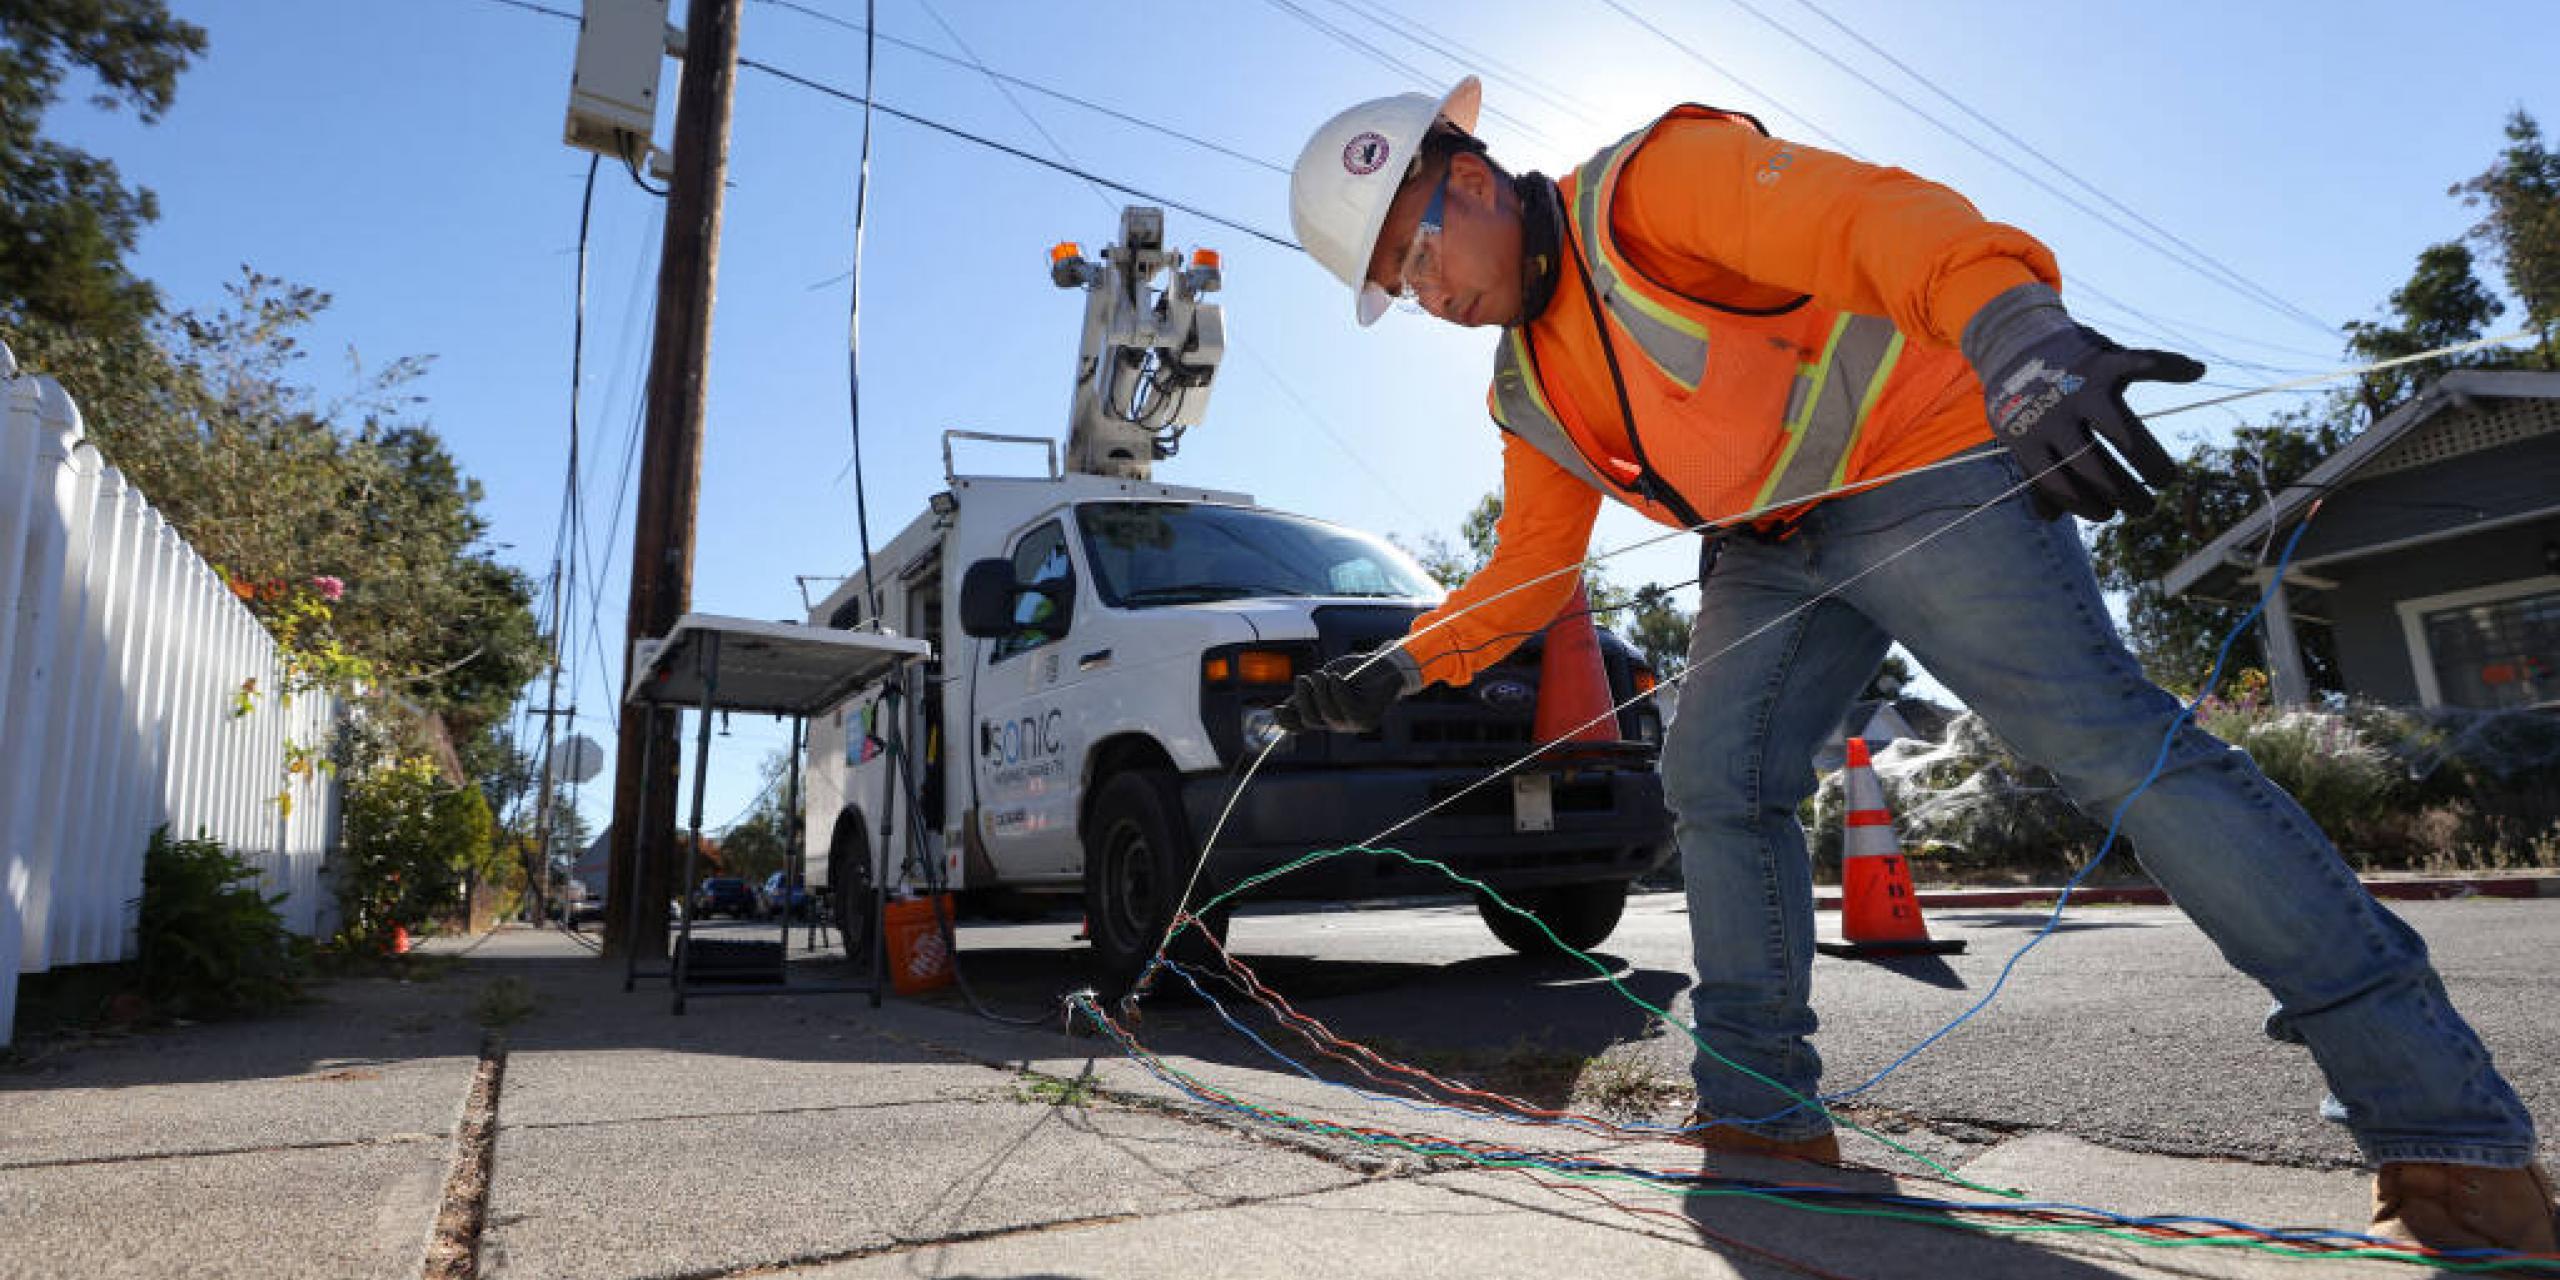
[1050,207,1225,479]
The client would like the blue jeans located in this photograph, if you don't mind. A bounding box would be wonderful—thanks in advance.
[1662,447,2539,1166]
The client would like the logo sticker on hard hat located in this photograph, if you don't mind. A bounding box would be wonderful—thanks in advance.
[1342,131,1390,176]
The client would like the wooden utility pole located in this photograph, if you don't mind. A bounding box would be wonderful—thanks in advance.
[603,0,743,960]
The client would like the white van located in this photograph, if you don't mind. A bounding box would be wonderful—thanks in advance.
[803,438,1670,993]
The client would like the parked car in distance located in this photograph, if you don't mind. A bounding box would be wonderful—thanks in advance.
[757,872,814,920]
[549,879,606,929]
[693,876,757,919]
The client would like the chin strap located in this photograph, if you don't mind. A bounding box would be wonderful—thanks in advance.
[1514,170,1565,325]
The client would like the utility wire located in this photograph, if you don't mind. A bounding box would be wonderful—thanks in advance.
[842,0,884,629]
[1695,0,2343,340]
[1318,0,1605,129]
[738,54,1299,250]
[1580,0,2336,375]
[460,0,1290,245]
[906,0,1429,533]
[911,0,1116,217]
[1588,0,1865,155]
[1256,0,1559,146]
[749,0,1288,175]
[491,0,2303,376]
[1781,0,2342,341]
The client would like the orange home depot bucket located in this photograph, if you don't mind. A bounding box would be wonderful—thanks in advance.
[882,895,954,995]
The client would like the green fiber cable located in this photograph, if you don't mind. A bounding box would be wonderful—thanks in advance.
[1078,997,2558,1274]
[1168,841,2007,1194]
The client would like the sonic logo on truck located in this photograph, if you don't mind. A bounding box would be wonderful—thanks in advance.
[982,708,1070,789]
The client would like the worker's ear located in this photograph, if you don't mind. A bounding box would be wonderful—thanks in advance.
[1447,151,1501,209]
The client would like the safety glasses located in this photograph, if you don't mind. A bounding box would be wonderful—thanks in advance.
[1357,169,1450,324]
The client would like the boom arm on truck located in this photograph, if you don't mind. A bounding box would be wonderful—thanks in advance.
[1053,207,1225,480]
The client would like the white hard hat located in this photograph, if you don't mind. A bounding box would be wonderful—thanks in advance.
[1290,77,1482,326]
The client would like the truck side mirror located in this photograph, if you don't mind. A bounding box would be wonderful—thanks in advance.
[958,559,1019,638]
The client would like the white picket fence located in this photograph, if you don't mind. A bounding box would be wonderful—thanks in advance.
[2,341,343,1046]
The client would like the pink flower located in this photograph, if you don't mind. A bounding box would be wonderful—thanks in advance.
[310,575,345,602]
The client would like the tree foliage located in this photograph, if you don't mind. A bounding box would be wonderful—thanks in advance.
[5,272,546,741]
[1622,582,1693,676]
[2341,241,2506,414]
[0,0,205,339]
[2456,110,2560,364]
[714,749,799,884]
[1401,488,1655,649]
[2092,408,2352,693]
[2097,113,2559,693]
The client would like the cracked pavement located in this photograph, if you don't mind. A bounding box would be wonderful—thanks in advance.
[5,911,2545,1278]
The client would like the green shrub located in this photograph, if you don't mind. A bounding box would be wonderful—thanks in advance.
[2343,703,2560,867]
[2198,705,2404,849]
[135,828,305,1017]
[1799,702,2560,882]
[337,754,496,949]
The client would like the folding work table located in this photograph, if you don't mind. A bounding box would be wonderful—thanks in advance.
[620,613,931,1013]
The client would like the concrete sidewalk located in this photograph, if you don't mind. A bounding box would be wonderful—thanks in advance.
[0,924,2467,1279]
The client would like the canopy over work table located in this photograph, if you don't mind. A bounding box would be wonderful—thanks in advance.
[621,613,932,1013]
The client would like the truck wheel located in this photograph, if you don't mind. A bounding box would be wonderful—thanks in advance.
[1476,881,1629,956]
[828,816,877,971]
[1084,770,1228,999]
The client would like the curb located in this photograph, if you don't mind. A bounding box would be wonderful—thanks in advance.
[1816,874,2560,911]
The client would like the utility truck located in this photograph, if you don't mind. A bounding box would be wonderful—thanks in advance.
[804,208,1670,993]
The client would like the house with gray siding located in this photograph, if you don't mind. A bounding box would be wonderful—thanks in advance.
[2160,370,2560,710]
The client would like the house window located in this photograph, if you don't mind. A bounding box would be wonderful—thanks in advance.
[2399,577,2560,710]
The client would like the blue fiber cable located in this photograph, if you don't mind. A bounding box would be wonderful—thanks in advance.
[1791,506,2326,1114]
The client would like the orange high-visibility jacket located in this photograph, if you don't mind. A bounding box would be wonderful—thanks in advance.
[1403,106,2060,686]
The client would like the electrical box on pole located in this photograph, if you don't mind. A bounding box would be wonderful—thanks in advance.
[565,0,677,171]
[1050,207,1226,480]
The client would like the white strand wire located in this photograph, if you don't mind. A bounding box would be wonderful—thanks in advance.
[1147,324,2540,970]
[1364,462,2042,851]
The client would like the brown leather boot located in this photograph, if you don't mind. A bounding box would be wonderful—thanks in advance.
[2371,1160,2559,1262]
[1674,1112,1841,1164]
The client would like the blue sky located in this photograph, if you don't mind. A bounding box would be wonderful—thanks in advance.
[42,0,2560,836]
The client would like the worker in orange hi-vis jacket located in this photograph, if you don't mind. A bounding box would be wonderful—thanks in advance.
[1274,78,2552,1258]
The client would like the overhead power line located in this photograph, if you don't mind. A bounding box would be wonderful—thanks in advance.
[911,0,1117,217]
[1255,0,1560,147]
[1583,0,2319,379]
[737,55,1300,249]
[474,0,1297,247]
[1701,0,2343,341]
[749,0,1287,176]
[485,0,2321,389]
[907,0,1429,528]
[1319,0,1606,130]
[1782,0,2342,343]
[1587,0,1865,155]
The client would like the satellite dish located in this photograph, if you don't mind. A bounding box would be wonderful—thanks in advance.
[551,734,606,785]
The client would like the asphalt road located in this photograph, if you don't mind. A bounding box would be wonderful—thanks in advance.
[920,891,2560,1171]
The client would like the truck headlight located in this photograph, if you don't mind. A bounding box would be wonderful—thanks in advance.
[1241,707,1287,751]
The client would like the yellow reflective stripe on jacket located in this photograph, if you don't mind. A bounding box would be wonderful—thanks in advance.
[1575,129,1711,391]
[1758,314,1904,508]
[1492,329,1617,498]
[1835,331,1906,490]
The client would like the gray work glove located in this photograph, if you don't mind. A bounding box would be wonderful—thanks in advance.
[1274,649,1422,735]
[1963,283,2203,522]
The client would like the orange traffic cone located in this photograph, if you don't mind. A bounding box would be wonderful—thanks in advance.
[1533,583,1617,745]
[1817,738,1965,958]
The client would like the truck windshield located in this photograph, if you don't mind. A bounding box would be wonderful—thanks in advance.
[1077,502,1443,608]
